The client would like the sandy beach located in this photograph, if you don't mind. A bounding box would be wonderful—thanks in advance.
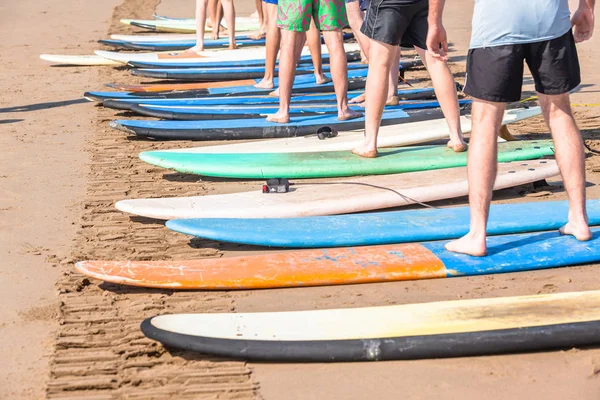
[0,0,599,398]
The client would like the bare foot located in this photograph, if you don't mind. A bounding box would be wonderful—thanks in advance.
[360,58,368,64]
[266,112,290,124]
[559,221,593,241]
[444,232,488,257]
[386,96,399,106]
[338,108,363,121]
[351,141,378,158]
[349,93,366,104]
[249,31,266,40]
[210,31,219,41]
[184,45,203,54]
[315,74,332,85]
[447,139,468,153]
[269,88,280,97]
[229,42,238,50]
[254,78,274,89]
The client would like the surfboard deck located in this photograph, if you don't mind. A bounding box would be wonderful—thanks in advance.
[131,100,469,120]
[166,199,600,248]
[76,226,600,290]
[111,107,407,141]
[99,37,266,51]
[94,43,360,65]
[123,17,260,33]
[40,54,121,66]
[140,290,600,361]
[140,140,554,178]
[114,160,558,220]
[151,107,541,154]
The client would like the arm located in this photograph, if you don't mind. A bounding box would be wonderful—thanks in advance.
[426,0,449,61]
[572,0,595,42]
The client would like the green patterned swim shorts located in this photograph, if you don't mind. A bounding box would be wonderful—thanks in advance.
[277,0,348,32]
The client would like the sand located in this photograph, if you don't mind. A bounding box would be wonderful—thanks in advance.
[0,0,598,398]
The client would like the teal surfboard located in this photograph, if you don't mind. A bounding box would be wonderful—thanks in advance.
[140,140,555,179]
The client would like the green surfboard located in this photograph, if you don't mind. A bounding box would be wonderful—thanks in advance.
[140,140,555,179]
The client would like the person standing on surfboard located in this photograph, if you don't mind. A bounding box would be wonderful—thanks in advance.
[254,0,330,90]
[267,0,363,123]
[428,0,596,256]
[351,0,467,158]
[186,0,237,52]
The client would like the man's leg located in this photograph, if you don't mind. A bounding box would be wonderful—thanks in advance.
[414,46,467,152]
[255,2,280,89]
[445,99,505,256]
[323,30,362,120]
[538,93,592,240]
[307,20,329,84]
[220,0,237,48]
[266,29,306,123]
[345,0,370,62]
[351,40,396,157]
[386,46,400,105]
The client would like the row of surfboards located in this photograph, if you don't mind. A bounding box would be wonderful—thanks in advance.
[51,14,600,361]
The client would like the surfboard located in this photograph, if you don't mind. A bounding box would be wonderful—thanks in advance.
[123,17,261,33]
[131,100,470,120]
[131,58,419,81]
[75,225,600,291]
[94,43,360,65]
[109,60,417,91]
[99,33,354,52]
[100,90,374,109]
[39,54,121,66]
[152,107,541,154]
[114,159,558,220]
[110,33,197,42]
[139,290,600,361]
[111,108,408,140]
[139,140,554,178]
[167,199,600,248]
[99,37,266,51]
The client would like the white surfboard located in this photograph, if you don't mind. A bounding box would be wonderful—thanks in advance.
[110,33,197,42]
[154,107,541,154]
[40,54,121,66]
[95,43,360,65]
[115,160,558,220]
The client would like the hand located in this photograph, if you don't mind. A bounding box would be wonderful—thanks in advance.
[426,24,449,61]
[571,6,595,43]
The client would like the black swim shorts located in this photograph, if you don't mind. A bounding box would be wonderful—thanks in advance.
[361,0,428,49]
[464,29,581,103]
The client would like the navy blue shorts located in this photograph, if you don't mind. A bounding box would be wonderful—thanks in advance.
[263,0,277,4]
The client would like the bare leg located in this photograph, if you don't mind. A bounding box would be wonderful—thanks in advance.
[250,0,268,39]
[414,46,467,152]
[538,92,592,241]
[266,30,306,123]
[345,1,370,62]
[211,0,225,40]
[187,0,209,52]
[386,46,400,105]
[255,3,280,89]
[351,39,396,158]
[307,20,328,84]
[220,0,237,48]
[445,99,505,256]
[323,30,362,121]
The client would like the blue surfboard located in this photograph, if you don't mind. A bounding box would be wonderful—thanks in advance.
[131,61,382,80]
[99,37,266,51]
[110,108,409,140]
[132,99,472,120]
[127,51,362,69]
[165,200,600,248]
[85,69,368,101]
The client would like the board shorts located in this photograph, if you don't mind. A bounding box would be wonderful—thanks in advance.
[263,0,278,4]
[361,0,428,49]
[277,0,348,31]
[464,29,581,103]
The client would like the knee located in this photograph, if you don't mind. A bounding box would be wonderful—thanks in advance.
[539,93,572,120]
